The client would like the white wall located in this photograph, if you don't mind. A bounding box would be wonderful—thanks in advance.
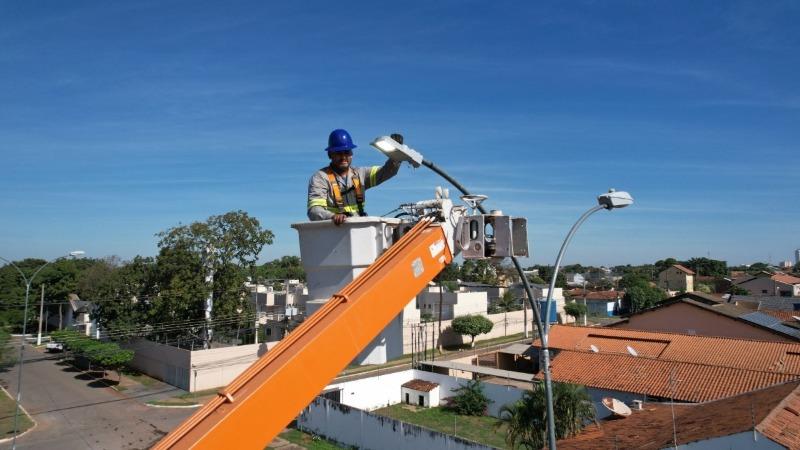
[403,309,530,353]
[299,397,495,450]
[125,338,280,392]
[324,369,525,418]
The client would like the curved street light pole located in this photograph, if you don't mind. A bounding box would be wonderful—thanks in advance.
[540,189,633,449]
[0,251,84,449]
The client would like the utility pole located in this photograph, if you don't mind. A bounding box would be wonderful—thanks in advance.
[36,285,45,346]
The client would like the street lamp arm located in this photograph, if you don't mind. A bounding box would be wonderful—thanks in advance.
[543,204,606,334]
[0,257,31,285]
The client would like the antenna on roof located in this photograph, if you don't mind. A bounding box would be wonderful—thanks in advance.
[590,344,599,353]
[626,345,638,357]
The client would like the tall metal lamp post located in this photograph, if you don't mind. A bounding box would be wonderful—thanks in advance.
[540,189,633,449]
[0,250,85,449]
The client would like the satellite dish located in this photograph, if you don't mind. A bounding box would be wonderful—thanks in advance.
[626,345,638,357]
[590,345,599,353]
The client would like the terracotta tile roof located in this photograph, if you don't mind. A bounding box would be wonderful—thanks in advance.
[773,273,800,285]
[672,264,695,275]
[759,384,800,449]
[537,349,797,402]
[543,326,800,375]
[401,379,439,392]
[557,381,800,449]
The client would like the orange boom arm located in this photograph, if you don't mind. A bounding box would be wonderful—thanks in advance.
[154,218,452,449]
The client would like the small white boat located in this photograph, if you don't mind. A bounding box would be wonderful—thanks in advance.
[602,397,632,418]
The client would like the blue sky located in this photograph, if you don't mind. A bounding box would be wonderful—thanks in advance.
[1,1,798,267]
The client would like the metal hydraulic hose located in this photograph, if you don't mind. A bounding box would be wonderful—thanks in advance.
[420,158,557,449]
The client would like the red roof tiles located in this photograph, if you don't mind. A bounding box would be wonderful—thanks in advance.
[557,381,800,449]
[532,326,800,403]
[672,264,695,275]
[401,379,439,392]
[544,326,800,375]
[773,273,800,285]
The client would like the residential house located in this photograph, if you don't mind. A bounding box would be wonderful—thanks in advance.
[565,272,586,287]
[567,289,623,317]
[726,294,800,312]
[610,292,800,341]
[530,326,800,404]
[509,283,565,323]
[657,264,695,292]
[735,272,800,297]
[47,294,96,336]
[416,285,487,320]
[557,380,800,449]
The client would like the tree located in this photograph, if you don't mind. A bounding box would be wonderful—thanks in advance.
[256,256,305,282]
[686,257,727,278]
[536,266,566,289]
[0,328,13,365]
[451,315,493,348]
[155,211,273,343]
[624,284,666,313]
[654,258,678,276]
[747,262,770,274]
[420,312,434,323]
[496,382,594,449]
[436,262,460,283]
[496,291,522,312]
[729,285,750,295]
[618,273,650,290]
[695,282,714,294]
[449,380,492,416]
[460,260,498,285]
[84,342,134,381]
[564,301,587,324]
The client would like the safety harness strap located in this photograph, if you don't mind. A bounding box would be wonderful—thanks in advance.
[325,168,366,216]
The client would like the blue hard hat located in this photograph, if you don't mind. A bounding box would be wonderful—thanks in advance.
[325,129,357,153]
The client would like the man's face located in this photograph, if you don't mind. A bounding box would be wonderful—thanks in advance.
[328,150,353,173]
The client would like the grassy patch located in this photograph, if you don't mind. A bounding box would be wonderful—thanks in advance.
[177,388,218,401]
[373,404,509,449]
[122,369,160,388]
[280,428,344,449]
[0,389,34,438]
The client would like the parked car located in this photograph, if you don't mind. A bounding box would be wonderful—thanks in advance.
[45,342,64,352]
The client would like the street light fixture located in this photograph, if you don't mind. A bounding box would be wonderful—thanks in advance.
[0,250,85,449]
[539,189,633,449]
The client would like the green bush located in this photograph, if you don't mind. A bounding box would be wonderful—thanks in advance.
[449,380,492,416]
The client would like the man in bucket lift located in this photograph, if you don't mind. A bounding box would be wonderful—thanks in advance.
[307,129,403,225]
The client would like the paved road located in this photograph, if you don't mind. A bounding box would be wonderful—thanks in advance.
[0,340,194,450]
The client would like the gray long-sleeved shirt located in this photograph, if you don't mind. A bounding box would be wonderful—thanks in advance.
[307,159,401,220]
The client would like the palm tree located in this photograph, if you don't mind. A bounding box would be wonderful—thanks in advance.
[496,382,595,449]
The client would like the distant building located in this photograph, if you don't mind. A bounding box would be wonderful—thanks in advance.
[565,273,586,287]
[735,272,800,297]
[416,285,487,320]
[657,264,694,292]
[796,248,800,266]
[610,292,800,341]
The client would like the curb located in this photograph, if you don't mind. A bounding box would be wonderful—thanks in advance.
[0,385,37,444]
[145,402,202,409]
